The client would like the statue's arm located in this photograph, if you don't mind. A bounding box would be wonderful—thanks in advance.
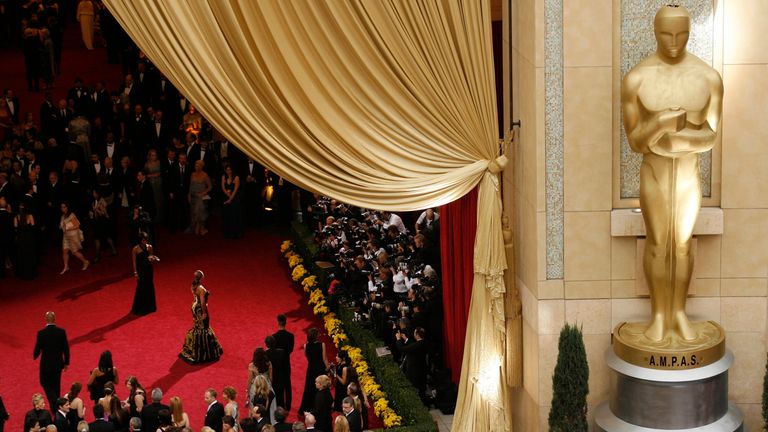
[621,72,681,154]
[658,72,723,155]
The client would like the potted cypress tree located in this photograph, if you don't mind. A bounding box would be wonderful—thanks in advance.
[763,353,768,430]
[548,323,589,432]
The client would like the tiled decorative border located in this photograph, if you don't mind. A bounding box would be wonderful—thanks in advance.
[619,0,715,199]
[545,0,564,279]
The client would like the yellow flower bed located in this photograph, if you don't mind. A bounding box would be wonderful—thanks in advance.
[288,254,303,268]
[301,275,317,292]
[291,265,307,281]
[281,240,402,428]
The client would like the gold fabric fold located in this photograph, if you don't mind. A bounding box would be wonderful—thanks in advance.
[104,0,509,429]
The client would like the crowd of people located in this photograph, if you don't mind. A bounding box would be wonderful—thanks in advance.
[14,311,368,432]
[303,197,443,404]
[0,2,293,280]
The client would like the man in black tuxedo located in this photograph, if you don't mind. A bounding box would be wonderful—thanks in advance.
[264,336,288,410]
[54,398,71,432]
[134,63,155,102]
[40,93,59,140]
[0,196,12,279]
[203,389,225,432]
[196,141,216,176]
[67,79,91,117]
[135,171,156,221]
[54,100,72,146]
[41,171,64,242]
[165,152,189,232]
[396,327,429,402]
[148,110,171,150]
[271,408,291,432]
[98,133,123,163]
[90,81,112,121]
[152,74,178,118]
[33,311,70,410]
[342,398,362,432]
[140,388,169,432]
[212,136,243,171]
[88,405,115,432]
[4,89,20,124]
[125,105,149,164]
[249,405,268,432]
[184,133,201,165]
[272,314,294,410]
[240,157,263,227]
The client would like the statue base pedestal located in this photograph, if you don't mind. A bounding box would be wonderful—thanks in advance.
[613,320,726,369]
[595,350,742,431]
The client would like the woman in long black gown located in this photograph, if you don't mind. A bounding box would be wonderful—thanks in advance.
[299,328,329,414]
[131,232,158,315]
[221,164,243,239]
[179,270,223,363]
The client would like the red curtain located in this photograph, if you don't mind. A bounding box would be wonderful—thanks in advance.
[439,187,478,383]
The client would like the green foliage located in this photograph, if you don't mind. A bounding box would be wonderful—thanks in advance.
[548,323,589,432]
[763,353,768,430]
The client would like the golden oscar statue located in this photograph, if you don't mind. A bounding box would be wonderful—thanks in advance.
[616,5,724,369]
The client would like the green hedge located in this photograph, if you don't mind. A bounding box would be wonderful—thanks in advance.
[290,221,437,431]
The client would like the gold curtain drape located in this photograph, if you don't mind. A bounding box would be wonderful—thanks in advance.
[103,1,509,429]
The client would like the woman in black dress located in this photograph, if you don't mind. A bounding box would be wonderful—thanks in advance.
[299,328,329,413]
[179,270,223,363]
[124,377,146,418]
[65,382,86,428]
[333,351,352,412]
[131,232,158,315]
[221,164,243,239]
[87,350,118,404]
[14,202,37,280]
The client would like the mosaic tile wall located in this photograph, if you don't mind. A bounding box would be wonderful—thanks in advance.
[545,0,564,279]
[619,0,715,199]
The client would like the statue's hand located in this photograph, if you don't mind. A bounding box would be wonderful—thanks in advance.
[657,108,687,133]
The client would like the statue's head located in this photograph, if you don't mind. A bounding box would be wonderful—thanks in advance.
[654,5,691,60]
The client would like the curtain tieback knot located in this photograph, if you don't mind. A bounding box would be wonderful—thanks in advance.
[487,155,508,174]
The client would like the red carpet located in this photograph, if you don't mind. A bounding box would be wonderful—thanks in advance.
[0,221,338,430]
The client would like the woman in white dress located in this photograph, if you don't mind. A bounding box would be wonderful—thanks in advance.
[59,201,89,274]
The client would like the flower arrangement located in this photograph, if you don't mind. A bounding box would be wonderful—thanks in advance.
[291,264,307,281]
[281,240,402,428]
[301,275,317,292]
[287,253,303,268]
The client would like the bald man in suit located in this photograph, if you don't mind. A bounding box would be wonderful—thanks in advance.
[33,311,70,409]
